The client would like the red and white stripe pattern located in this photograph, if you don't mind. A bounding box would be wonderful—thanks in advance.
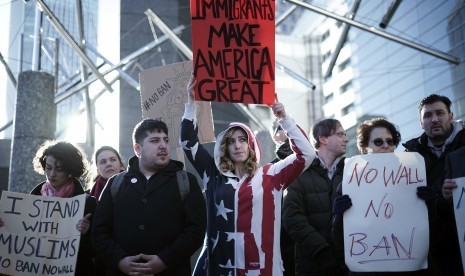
[181,109,315,276]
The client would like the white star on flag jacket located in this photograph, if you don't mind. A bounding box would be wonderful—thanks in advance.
[180,103,315,276]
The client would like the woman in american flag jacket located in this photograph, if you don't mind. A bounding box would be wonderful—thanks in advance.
[181,76,315,276]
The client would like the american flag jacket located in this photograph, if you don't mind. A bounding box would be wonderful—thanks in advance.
[180,103,315,276]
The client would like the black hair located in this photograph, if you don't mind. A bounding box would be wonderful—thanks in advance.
[132,119,169,144]
[418,94,452,114]
[33,140,88,179]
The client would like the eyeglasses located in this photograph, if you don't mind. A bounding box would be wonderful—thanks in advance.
[371,138,395,147]
[274,125,282,135]
[333,132,347,137]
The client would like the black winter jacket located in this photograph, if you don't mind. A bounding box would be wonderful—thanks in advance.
[91,156,206,276]
[31,180,97,276]
[283,157,347,275]
[403,123,465,275]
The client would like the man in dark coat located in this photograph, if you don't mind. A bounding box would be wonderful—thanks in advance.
[283,118,349,275]
[440,146,465,275]
[91,119,206,276]
[403,94,465,275]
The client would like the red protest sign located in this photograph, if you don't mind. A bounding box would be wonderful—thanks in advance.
[190,0,276,105]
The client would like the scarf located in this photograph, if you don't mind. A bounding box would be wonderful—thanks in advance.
[90,175,108,200]
[41,179,75,198]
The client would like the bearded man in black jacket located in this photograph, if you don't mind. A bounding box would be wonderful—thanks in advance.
[403,94,464,276]
[92,119,206,276]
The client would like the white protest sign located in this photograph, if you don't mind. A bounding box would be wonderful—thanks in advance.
[140,61,215,163]
[453,177,465,269]
[343,152,429,272]
[0,191,85,276]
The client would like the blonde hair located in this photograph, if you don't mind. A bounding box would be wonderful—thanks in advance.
[219,127,259,177]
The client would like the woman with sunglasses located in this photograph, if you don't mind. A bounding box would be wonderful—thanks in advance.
[355,117,400,154]
[332,118,429,275]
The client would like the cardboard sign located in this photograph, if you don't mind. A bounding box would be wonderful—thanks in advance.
[140,61,215,162]
[190,0,276,104]
[343,152,429,272]
[453,177,465,269]
[0,191,85,276]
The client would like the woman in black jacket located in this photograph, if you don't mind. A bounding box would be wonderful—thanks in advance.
[31,140,97,276]
[332,118,428,275]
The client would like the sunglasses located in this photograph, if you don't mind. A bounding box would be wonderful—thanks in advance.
[371,138,395,147]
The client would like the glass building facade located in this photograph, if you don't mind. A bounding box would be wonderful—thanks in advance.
[286,0,465,155]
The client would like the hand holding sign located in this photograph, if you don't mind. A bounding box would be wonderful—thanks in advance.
[443,178,458,201]
[271,102,287,120]
[76,213,91,234]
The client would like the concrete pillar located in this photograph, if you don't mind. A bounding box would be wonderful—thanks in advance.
[8,71,55,193]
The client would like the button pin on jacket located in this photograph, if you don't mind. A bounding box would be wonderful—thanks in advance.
[131,178,137,183]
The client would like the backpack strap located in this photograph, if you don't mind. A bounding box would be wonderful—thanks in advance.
[176,170,190,200]
[110,172,126,203]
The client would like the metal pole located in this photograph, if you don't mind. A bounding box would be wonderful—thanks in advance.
[31,6,42,71]
[0,52,17,88]
[276,61,316,90]
[54,26,185,103]
[325,0,361,78]
[276,5,298,27]
[34,0,114,92]
[380,0,402,29]
[284,0,460,65]
[75,0,94,148]
[145,9,193,59]
[86,44,140,89]
[53,38,59,92]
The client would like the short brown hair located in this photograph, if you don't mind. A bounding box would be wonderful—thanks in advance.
[357,118,401,154]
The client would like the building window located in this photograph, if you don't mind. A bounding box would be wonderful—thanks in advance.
[338,58,350,72]
[342,103,354,116]
[322,30,330,41]
[325,93,334,103]
[322,51,331,62]
[340,80,352,93]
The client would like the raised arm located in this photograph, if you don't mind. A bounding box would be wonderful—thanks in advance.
[267,101,315,189]
[180,75,218,189]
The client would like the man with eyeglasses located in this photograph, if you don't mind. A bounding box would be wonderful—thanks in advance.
[283,118,349,275]
[403,94,465,276]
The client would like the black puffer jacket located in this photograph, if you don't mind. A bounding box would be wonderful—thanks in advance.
[283,157,347,275]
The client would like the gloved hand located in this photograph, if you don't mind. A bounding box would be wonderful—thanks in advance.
[417,186,439,203]
[332,194,352,215]
[315,247,339,275]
